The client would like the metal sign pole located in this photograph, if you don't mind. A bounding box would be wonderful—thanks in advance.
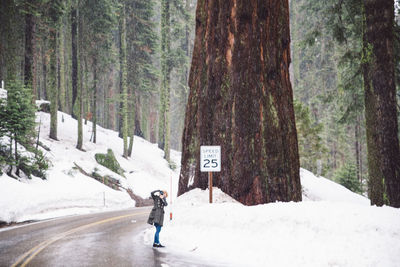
[209,172,213,203]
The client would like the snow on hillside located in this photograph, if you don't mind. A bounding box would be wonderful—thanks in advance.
[0,110,179,223]
[145,171,400,267]
[300,168,369,205]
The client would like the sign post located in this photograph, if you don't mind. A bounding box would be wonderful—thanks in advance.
[200,146,221,203]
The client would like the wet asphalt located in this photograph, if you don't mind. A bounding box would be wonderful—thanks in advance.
[0,207,222,267]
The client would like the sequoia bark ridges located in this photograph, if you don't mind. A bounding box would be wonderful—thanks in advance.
[178,0,301,205]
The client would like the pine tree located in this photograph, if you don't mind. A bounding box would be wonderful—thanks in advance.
[294,100,326,174]
[1,80,36,177]
[334,163,363,194]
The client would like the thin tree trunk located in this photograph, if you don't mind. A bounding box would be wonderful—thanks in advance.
[119,3,129,158]
[49,26,58,140]
[24,0,36,97]
[355,118,360,182]
[71,4,78,119]
[71,5,78,119]
[359,115,363,183]
[58,22,66,112]
[75,2,83,150]
[159,0,171,161]
[149,96,157,144]
[41,38,47,100]
[84,55,89,125]
[92,56,97,144]
[14,136,19,177]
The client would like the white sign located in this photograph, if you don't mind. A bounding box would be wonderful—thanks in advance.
[200,146,221,172]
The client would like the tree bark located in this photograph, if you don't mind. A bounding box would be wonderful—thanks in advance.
[75,3,83,150]
[71,5,78,119]
[119,3,129,158]
[24,0,36,97]
[92,56,98,144]
[178,0,301,205]
[158,0,171,161]
[363,0,400,207]
[49,27,58,140]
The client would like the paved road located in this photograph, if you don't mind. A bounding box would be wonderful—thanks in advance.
[0,208,220,267]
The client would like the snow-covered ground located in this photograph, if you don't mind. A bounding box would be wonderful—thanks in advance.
[153,175,400,267]
[1,110,400,267]
[0,110,180,223]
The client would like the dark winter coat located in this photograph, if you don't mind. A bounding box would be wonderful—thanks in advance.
[147,190,168,226]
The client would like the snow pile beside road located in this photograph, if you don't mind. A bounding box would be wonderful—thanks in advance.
[146,171,400,267]
[0,111,178,223]
[0,173,132,223]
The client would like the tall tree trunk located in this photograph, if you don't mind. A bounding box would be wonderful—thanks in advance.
[75,2,83,150]
[49,27,58,140]
[363,0,400,207]
[159,0,171,161]
[92,56,97,144]
[178,0,302,205]
[71,3,78,119]
[24,0,36,97]
[40,38,47,100]
[119,3,129,158]
[71,5,78,120]
[84,56,89,125]
[58,22,66,112]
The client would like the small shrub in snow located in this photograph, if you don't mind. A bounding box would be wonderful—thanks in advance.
[95,149,125,177]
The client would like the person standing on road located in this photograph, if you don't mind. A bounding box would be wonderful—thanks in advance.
[147,190,168,248]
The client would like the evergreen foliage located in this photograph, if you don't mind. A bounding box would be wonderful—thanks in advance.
[0,80,48,179]
[334,163,363,194]
[290,0,367,180]
[294,100,326,175]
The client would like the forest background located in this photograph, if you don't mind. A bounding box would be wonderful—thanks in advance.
[1,0,399,199]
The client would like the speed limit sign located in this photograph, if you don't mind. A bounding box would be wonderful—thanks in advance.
[200,146,221,172]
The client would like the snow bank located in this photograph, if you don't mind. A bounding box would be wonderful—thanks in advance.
[144,172,400,267]
[0,111,178,223]
[0,173,132,223]
[301,168,369,205]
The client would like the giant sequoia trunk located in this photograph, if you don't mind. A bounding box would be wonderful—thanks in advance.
[178,0,302,205]
[363,0,400,207]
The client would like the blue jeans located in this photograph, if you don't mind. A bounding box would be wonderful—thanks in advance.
[154,223,162,244]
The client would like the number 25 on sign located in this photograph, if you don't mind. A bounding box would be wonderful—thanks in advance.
[200,146,221,203]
